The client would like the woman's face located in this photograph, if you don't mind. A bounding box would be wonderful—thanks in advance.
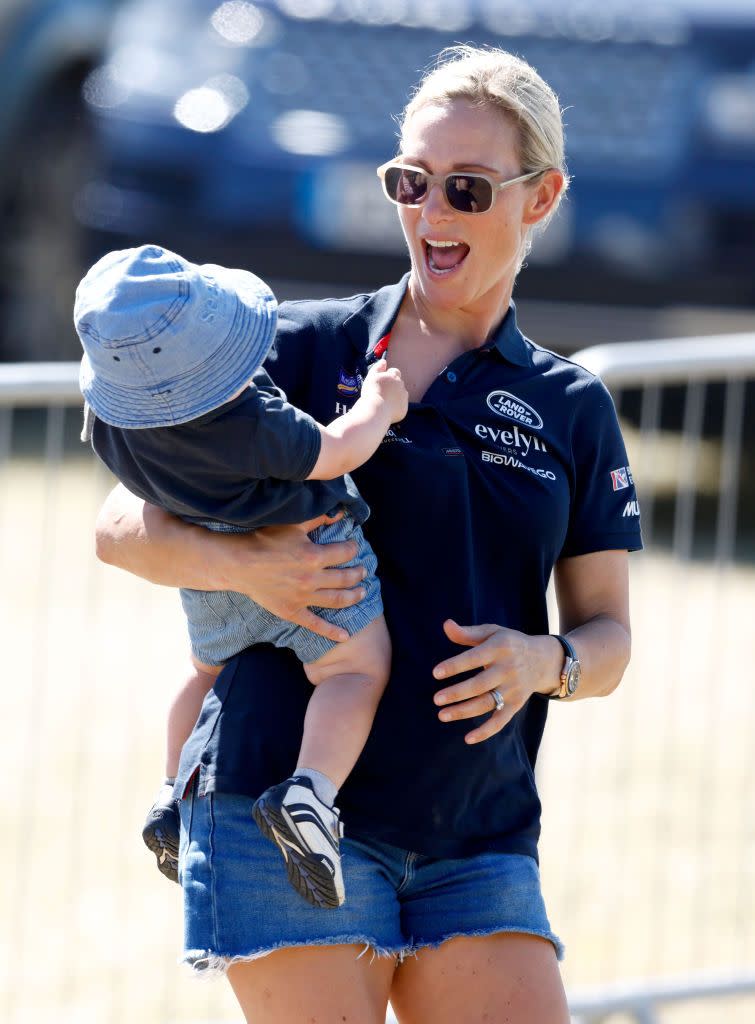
[398,99,554,318]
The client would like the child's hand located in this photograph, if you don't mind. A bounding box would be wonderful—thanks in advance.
[362,359,408,423]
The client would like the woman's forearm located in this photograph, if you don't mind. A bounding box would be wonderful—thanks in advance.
[94,484,367,642]
[529,615,631,701]
[95,483,228,590]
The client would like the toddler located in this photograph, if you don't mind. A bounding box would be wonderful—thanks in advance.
[75,245,407,909]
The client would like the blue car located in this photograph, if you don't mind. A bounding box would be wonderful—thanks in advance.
[83,0,755,306]
[0,0,125,360]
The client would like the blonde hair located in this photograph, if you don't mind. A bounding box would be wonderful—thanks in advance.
[400,45,570,266]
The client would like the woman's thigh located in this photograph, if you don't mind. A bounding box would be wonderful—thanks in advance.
[390,932,570,1024]
[227,943,396,1024]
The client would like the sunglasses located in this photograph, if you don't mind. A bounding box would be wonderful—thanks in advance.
[377,160,543,215]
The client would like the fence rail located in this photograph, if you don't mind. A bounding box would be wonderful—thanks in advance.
[573,332,755,384]
[2,337,754,1024]
[0,361,83,405]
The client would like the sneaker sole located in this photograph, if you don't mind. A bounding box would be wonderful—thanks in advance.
[252,797,343,909]
[142,820,180,884]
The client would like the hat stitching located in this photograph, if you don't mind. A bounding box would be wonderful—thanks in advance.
[85,295,270,426]
[78,275,190,348]
[78,247,277,429]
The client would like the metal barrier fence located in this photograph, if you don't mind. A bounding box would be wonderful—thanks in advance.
[555,335,755,1022]
[1,339,754,1024]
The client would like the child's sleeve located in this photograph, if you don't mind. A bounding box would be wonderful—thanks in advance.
[240,383,322,482]
[559,375,644,559]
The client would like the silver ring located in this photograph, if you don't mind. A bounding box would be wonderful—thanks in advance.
[490,688,505,713]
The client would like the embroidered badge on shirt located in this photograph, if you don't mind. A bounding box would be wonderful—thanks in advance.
[337,368,362,396]
[610,466,632,491]
[486,390,544,430]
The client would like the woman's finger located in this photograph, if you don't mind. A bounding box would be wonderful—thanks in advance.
[464,707,512,745]
[437,689,502,723]
[313,539,360,569]
[434,665,504,707]
[310,586,366,610]
[318,566,366,589]
[295,510,345,532]
[289,609,349,643]
[442,618,501,646]
[433,639,500,681]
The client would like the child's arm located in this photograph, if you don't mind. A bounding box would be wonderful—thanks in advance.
[307,359,408,481]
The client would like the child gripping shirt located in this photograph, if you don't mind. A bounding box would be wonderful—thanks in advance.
[76,244,408,909]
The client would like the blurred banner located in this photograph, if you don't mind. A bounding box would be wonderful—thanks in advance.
[2,1,755,361]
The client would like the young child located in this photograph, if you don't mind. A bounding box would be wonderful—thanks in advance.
[75,244,407,909]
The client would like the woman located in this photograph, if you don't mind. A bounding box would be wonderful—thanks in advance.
[97,46,642,1024]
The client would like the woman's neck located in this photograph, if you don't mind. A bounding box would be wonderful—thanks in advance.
[405,275,514,350]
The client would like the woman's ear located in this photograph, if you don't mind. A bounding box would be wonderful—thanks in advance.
[522,169,565,226]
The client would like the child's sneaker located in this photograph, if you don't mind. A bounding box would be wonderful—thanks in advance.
[252,776,345,909]
[142,783,180,883]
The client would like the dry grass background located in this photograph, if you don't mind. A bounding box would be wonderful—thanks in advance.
[2,453,754,1023]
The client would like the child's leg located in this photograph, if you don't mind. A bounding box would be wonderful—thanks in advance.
[144,656,221,884]
[165,656,222,778]
[252,617,390,909]
[298,616,390,789]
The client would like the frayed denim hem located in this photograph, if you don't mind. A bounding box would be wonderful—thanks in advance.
[404,926,566,963]
[180,937,406,978]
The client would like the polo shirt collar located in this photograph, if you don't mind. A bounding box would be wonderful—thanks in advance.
[343,274,409,356]
[487,300,533,367]
[343,272,533,367]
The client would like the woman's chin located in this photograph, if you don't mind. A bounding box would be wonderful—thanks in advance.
[411,256,474,309]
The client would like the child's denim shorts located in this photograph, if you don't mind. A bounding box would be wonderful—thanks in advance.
[179,510,382,665]
[178,788,565,975]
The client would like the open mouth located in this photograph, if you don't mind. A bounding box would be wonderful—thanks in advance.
[424,239,470,276]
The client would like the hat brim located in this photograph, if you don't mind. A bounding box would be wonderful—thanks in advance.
[80,265,277,429]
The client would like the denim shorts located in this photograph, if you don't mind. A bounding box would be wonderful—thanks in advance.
[178,788,564,974]
[179,510,382,665]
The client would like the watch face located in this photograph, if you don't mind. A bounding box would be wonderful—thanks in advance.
[566,661,581,695]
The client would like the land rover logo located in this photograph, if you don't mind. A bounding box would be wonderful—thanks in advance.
[486,391,544,430]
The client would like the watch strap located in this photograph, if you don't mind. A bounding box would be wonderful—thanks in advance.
[552,633,577,663]
[548,633,577,700]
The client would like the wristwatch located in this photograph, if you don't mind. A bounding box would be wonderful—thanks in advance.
[549,634,581,699]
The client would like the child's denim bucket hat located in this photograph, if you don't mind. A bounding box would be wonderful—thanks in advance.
[75,244,277,429]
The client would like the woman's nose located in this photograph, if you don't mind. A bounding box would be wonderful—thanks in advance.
[422,182,453,222]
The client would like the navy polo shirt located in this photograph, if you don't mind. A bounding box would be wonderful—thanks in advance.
[175,274,642,861]
[91,371,368,529]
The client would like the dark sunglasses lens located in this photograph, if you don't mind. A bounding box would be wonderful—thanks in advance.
[447,175,493,213]
[385,166,427,205]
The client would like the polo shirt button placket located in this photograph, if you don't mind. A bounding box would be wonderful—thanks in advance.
[446,371,457,383]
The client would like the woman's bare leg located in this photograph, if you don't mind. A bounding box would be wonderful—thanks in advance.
[227,943,396,1024]
[391,933,569,1024]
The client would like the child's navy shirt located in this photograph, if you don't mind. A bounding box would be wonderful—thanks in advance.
[174,275,643,861]
[92,369,369,529]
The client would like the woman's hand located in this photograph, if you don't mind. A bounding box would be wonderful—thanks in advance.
[432,619,561,744]
[95,485,366,643]
[232,513,366,642]
[432,550,633,743]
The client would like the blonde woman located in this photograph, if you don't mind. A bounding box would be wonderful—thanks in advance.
[97,46,641,1024]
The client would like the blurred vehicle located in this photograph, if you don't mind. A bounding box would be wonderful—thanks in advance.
[77,1,755,343]
[0,0,124,361]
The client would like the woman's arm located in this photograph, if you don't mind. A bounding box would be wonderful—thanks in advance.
[430,549,631,744]
[95,483,367,642]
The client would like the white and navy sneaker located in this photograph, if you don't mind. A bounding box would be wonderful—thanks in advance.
[252,776,345,909]
[142,783,180,884]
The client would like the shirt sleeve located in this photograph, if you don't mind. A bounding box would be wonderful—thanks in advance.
[560,375,643,559]
[241,378,322,482]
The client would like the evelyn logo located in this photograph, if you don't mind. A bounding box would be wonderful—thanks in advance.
[486,391,543,429]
